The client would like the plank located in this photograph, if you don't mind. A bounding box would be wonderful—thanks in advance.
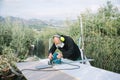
[17,59,120,80]
[17,59,77,80]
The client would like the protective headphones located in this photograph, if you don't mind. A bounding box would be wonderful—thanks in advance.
[53,34,65,42]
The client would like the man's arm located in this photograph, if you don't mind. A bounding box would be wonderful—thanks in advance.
[49,44,56,54]
[48,44,57,60]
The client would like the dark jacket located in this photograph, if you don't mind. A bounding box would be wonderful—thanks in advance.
[49,35,81,61]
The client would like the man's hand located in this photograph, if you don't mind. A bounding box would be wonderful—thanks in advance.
[57,53,63,59]
[48,53,53,60]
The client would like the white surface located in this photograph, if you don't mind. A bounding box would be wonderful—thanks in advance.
[54,59,120,80]
[17,59,120,80]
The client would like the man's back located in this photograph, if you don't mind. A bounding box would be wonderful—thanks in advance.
[58,35,81,60]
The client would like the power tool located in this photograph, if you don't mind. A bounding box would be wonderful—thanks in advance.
[48,52,61,65]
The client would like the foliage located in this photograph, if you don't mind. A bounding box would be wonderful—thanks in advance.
[68,1,120,73]
[0,47,19,76]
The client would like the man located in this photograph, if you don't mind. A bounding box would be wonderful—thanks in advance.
[48,34,81,61]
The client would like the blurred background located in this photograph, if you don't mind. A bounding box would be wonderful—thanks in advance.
[0,0,120,77]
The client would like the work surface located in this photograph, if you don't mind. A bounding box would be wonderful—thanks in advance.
[17,59,120,80]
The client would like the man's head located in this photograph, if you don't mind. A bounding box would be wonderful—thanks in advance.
[53,36,61,45]
[53,35,65,48]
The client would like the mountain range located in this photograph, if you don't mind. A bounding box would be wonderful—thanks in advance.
[0,16,67,30]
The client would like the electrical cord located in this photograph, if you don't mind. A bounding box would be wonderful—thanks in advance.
[21,61,80,72]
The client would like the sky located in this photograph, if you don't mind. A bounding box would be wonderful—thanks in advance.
[0,0,120,20]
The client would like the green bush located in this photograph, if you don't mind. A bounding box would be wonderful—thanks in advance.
[68,1,120,73]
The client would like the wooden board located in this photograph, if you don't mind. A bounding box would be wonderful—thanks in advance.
[17,59,120,80]
[17,60,77,80]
